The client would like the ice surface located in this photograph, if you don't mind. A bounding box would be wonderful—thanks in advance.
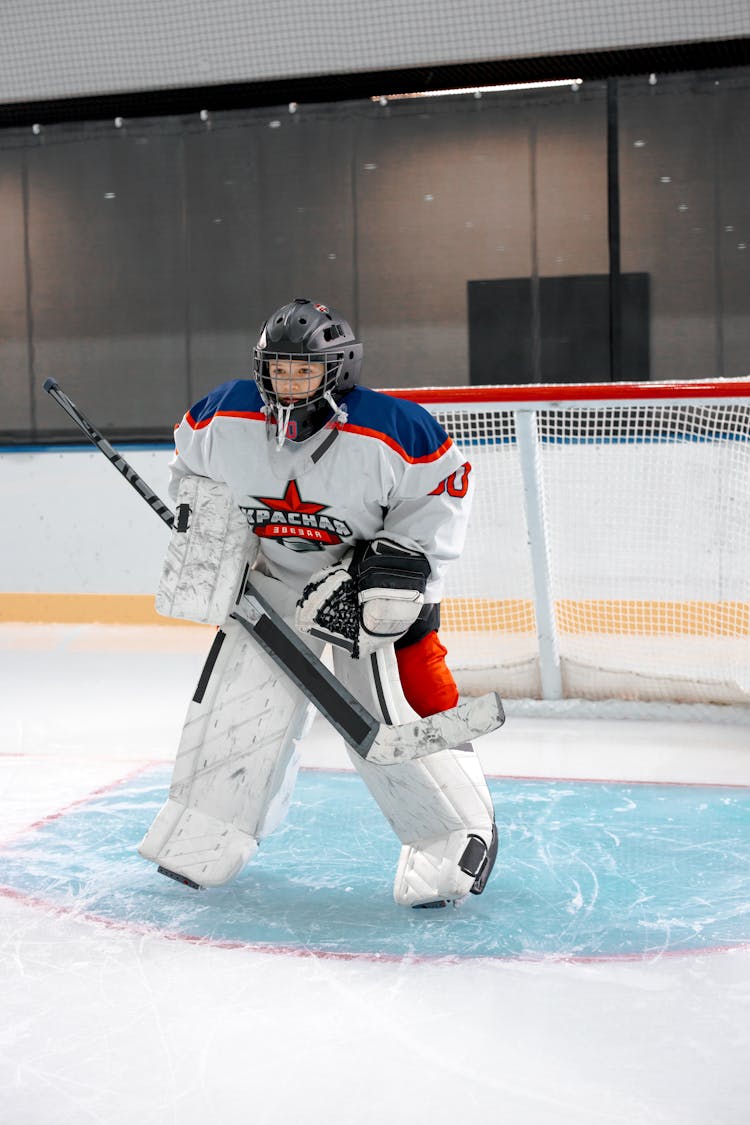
[2,624,750,1124]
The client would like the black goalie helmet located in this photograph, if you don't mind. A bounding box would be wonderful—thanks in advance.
[253,297,363,444]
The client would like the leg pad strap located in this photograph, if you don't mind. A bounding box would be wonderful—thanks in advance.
[461,822,499,895]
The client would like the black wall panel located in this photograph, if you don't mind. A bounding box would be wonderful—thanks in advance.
[0,153,31,430]
[468,273,650,384]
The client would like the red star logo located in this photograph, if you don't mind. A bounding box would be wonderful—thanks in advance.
[258,479,326,515]
[243,478,351,550]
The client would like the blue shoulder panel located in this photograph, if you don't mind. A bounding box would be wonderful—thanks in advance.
[342,387,450,459]
[187,380,263,426]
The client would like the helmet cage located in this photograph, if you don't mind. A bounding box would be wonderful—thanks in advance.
[253,349,343,415]
[253,348,355,445]
[252,298,362,444]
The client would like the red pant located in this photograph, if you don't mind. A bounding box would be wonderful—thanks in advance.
[395,631,459,718]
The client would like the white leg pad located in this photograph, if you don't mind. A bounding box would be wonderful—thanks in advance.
[138,800,258,887]
[350,743,494,842]
[166,617,306,833]
[139,574,319,886]
[333,646,497,906]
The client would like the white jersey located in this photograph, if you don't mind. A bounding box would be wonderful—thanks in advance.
[169,380,473,601]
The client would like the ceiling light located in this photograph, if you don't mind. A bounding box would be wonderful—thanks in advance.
[372,79,582,102]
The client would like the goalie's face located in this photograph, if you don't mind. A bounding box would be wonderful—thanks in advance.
[267,358,326,404]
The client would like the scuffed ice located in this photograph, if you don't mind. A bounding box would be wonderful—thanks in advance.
[4,768,750,961]
[3,624,750,1125]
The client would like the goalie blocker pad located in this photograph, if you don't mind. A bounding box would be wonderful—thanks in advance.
[155,475,257,625]
[356,537,430,639]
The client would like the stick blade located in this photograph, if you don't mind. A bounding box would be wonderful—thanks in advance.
[366,692,505,765]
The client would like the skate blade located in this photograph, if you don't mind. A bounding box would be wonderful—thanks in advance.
[157,865,203,890]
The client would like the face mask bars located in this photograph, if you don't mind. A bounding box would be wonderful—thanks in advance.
[253,350,347,446]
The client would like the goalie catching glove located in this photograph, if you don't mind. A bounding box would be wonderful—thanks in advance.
[295,537,431,659]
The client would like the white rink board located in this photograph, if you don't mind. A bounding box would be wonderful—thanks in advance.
[2,439,747,601]
[1,447,173,594]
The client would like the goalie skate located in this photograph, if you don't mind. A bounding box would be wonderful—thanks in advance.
[394,823,499,908]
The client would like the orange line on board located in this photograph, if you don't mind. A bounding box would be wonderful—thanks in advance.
[2,593,748,636]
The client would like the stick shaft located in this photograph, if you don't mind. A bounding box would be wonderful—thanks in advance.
[43,378,174,529]
[232,592,378,755]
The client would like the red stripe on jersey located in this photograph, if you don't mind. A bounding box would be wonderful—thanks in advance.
[335,421,453,464]
[185,409,266,430]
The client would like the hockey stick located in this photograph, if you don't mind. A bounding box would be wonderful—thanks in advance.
[43,378,176,528]
[43,379,505,763]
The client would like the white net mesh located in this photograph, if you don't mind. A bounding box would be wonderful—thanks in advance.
[426,388,750,713]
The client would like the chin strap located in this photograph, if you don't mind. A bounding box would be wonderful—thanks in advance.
[275,402,293,448]
[263,392,348,448]
[324,390,348,425]
[262,401,292,448]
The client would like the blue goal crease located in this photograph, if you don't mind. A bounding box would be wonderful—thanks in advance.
[2,767,749,961]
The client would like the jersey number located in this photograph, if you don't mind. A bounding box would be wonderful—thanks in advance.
[429,462,471,497]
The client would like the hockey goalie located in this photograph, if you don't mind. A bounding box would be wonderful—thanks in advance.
[139,297,498,908]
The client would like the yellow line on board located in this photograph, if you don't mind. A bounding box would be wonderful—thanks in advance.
[1,593,749,636]
[0,593,198,626]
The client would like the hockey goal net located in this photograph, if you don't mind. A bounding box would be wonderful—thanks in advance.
[392,381,750,717]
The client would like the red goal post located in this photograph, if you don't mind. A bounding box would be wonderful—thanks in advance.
[387,380,750,719]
